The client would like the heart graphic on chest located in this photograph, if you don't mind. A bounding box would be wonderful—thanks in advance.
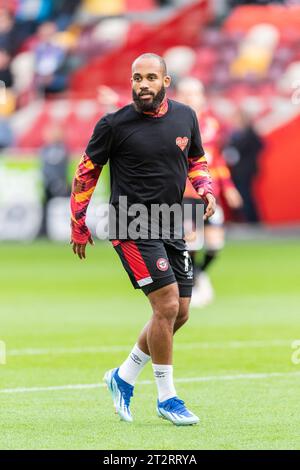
[176,136,189,151]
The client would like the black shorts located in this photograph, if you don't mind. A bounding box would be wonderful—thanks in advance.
[112,238,193,297]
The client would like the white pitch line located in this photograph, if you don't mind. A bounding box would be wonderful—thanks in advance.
[1,371,300,394]
[7,339,292,357]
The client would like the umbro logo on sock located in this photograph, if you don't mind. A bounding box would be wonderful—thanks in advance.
[130,353,142,365]
[154,371,167,378]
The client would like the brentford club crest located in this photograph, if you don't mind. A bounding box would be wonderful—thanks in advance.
[156,258,169,271]
[176,136,189,151]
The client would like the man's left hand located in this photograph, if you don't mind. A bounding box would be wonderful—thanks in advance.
[198,189,216,220]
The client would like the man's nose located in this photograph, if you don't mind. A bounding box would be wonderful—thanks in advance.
[139,77,150,87]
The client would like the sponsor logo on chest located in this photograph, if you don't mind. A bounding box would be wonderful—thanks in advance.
[176,136,189,151]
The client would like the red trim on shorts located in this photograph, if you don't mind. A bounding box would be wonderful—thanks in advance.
[119,241,150,281]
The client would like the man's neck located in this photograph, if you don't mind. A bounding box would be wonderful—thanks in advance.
[134,96,168,118]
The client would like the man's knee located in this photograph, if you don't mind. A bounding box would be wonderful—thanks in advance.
[176,304,189,328]
[149,284,180,324]
[154,298,180,323]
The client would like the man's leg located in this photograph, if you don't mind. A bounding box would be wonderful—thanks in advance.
[105,239,197,423]
[136,286,191,406]
[137,293,190,356]
[137,284,198,425]
[118,289,189,391]
[146,285,189,406]
[146,282,179,364]
[104,282,181,422]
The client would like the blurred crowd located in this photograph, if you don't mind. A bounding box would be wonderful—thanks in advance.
[0,0,189,146]
[1,0,299,143]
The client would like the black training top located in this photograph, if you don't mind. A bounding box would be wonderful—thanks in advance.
[86,99,204,206]
[86,99,204,239]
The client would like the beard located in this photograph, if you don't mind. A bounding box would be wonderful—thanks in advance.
[132,86,166,113]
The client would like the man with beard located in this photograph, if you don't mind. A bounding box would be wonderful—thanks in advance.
[70,53,216,425]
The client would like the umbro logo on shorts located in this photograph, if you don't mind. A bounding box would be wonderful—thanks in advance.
[156,258,169,272]
[176,136,189,151]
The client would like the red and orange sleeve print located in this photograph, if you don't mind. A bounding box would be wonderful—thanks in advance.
[188,154,213,199]
[70,153,102,244]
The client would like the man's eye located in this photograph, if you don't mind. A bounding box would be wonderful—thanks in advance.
[134,77,141,82]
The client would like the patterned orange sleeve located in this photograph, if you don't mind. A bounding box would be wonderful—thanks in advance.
[70,153,102,244]
[188,154,214,201]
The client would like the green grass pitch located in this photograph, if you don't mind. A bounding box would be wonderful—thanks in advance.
[0,239,300,450]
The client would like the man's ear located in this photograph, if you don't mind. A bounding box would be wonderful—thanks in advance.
[164,75,171,88]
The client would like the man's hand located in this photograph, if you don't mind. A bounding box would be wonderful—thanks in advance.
[198,189,216,220]
[204,193,216,220]
[71,235,94,260]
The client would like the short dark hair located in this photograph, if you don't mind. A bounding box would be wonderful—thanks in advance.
[132,53,167,76]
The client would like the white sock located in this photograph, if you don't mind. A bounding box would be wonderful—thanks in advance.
[118,344,151,385]
[152,364,177,402]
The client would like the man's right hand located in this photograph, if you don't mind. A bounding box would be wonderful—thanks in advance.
[71,235,94,260]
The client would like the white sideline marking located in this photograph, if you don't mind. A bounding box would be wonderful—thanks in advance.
[1,371,300,394]
[7,339,291,357]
